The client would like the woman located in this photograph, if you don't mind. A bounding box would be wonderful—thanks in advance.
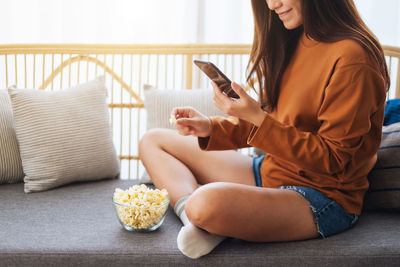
[139,0,389,259]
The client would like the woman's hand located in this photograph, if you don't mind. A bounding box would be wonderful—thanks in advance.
[171,107,212,137]
[212,81,266,127]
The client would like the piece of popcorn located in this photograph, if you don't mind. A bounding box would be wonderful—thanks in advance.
[169,114,177,125]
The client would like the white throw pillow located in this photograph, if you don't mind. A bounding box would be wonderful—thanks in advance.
[140,85,226,183]
[0,89,24,184]
[8,78,120,193]
[143,85,226,130]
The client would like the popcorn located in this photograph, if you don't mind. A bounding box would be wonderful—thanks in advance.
[113,184,169,229]
[169,114,177,125]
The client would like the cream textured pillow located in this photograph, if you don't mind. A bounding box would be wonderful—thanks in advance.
[140,85,226,183]
[143,85,226,130]
[8,78,120,193]
[0,89,24,184]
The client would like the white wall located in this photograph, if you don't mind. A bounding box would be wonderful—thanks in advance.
[0,0,398,46]
[0,0,201,44]
[354,0,400,46]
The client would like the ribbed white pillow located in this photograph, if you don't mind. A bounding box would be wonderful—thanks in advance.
[140,85,226,183]
[0,90,24,184]
[8,78,120,193]
[143,85,226,130]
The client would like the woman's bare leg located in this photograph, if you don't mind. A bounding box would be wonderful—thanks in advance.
[186,182,320,242]
[139,128,254,207]
[139,128,319,242]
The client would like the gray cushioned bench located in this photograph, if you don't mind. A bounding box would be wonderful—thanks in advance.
[1,179,400,267]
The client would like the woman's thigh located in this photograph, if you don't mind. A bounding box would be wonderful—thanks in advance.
[143,128,255,186]
[185,182,319,242]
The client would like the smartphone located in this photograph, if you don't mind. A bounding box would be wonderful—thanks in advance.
[193,59,239,99]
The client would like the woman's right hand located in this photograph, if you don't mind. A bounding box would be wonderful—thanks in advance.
[171,107,212,137]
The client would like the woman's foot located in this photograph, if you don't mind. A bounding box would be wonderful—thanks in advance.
[177,223,225,259]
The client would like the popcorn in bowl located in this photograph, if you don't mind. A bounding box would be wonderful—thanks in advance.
[112,184,169,232]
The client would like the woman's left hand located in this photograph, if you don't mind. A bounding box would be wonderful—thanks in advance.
[212,81,266,127]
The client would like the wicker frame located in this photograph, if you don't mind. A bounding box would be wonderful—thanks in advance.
[1,44,399,179]
[0,44,251,179]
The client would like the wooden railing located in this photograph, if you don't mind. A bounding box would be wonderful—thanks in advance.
[1,44,399,179]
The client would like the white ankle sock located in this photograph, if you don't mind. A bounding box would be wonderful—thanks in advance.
[173,195,190,226]
[173,196,226,259]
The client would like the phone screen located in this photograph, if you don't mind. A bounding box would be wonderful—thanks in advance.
[193,59,239,99]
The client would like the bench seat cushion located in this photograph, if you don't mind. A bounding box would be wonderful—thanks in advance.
[1,179,399,266]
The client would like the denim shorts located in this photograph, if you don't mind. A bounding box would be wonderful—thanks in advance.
[252,155,359,238]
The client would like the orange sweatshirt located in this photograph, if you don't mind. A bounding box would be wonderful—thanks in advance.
[199,33,386,215]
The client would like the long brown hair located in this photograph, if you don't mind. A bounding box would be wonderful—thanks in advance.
[248,0,390,112]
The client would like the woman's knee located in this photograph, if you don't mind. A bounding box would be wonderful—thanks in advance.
[139,128,172,155]
[185,183,227,229]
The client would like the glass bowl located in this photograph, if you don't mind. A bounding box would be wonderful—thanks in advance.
[112,196,169,232]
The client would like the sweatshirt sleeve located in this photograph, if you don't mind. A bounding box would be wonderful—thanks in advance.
[247,63,386,174]
[198,116,254,150]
